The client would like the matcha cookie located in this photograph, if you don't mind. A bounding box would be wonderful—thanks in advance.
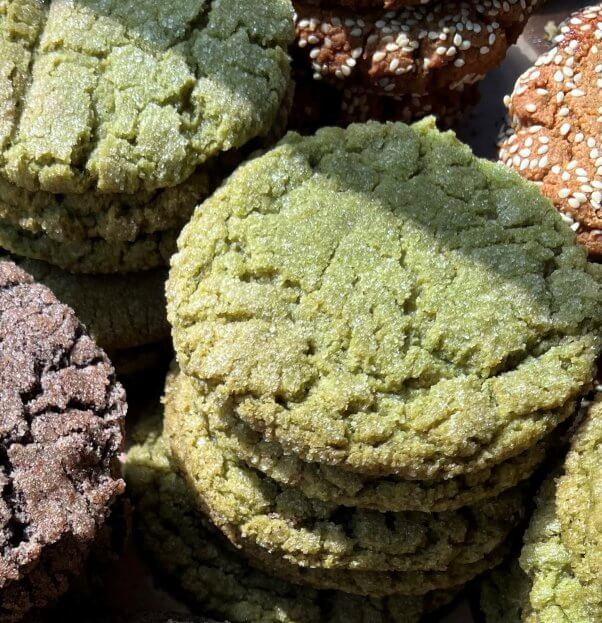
[203,381,551,512]
[0,261,126,623]
[126,415,461,622]
[480,398,602,622]
[165,371,522,586]
[0,223,178,273]
[0,0,293,195]
[554,397,602,595]
[499,5,602,257]
[168,119,602,480]
[480,475,601,622]
[3,255,169,352]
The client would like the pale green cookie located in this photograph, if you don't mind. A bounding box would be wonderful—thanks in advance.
[555,398,602,595]
[0,170,210,244]
[481,475,602,622]
[125,414,461,623]
[168,118,601,480]
[165,370,523,593]
[0,0,293,194]
[205,389,552,513]
[0,224,178,273]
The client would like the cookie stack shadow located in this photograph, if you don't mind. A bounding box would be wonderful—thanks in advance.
[0,0,293,379]
[126,120,601,622]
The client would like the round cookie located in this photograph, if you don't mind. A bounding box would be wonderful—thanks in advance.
[0,223,178,273]
[0,0,293,195]
[293,0,538,96]
[0,171,210,246]
[126,416,462,623]
[0,261,126,623]
[165,371,524,581]
[202,379,551,513]
[168,119,602,480]
[499,5,602,258]
[555,397,602,592]
[2,255,169,352]
[480,475,602,622]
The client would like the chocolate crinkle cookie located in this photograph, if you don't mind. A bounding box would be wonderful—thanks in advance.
[0,261,126,622]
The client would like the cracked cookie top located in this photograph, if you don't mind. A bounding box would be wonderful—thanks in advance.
[0,261,126,621]
[168,119,601,480]
[500,4,602,258]
[0,0,293,194]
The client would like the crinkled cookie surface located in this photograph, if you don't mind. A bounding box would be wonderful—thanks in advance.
[0,0,293,194]
[126,414,459,623]
[0,261,126,622]
[168,119,601,479]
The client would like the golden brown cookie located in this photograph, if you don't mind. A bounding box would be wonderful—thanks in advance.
[499,5,602,257]
[293,0,539,96]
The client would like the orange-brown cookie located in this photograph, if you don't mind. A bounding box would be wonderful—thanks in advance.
[499,5,602,258]
[290,78,478,130]
[294,0,539,96]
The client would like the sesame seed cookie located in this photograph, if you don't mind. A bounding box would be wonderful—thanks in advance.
[290,79,479,129]
[168,119,602,480]
[166,369,525,583]
[499,4,602,258]
[0,261,126,622]
[293,0,538,97]
[0,0,293,195]
[125,414,463,622]
[202,375,551,513]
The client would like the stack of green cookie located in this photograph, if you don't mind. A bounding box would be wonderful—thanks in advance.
[480,396,602,622]
[127,119,602,622]
[0,0,294,371]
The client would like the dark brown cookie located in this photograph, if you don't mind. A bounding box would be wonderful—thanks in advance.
[303,0,429,8]
[290,77,479,130]
[499,5,602,258]
[0,261,126,622]
[293,0,539,96]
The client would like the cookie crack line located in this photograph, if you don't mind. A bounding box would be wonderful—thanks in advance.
[0,0,294,194]
[168,119,601,480]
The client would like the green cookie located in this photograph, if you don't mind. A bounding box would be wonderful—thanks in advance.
[204,387,552,513]
[480,398,602,622]
[0,171,210,244]
[0,224,178,273]
[0,0,293,194]
[168,118,601,480]
[126,414,461,623]
[165,370,523,592]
